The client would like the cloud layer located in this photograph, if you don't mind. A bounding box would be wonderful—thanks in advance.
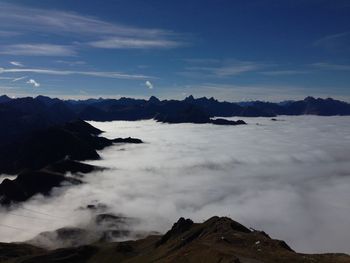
[1,116,350,254]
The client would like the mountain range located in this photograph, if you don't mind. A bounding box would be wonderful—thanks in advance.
[1,94,349,146]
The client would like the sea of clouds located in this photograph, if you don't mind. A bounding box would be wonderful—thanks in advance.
[0,116,350,253]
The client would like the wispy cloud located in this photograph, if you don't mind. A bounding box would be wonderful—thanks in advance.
[12,76,27,82]
[9,61,24,67]
[0,44,76,56]
[55,60,86,66]
[314,31,350,52]
[314,31,350,46]
[260,70,309,76]
[0,67,153,80]
[145,80,154,89]
[181,59,266,78]
[0,3,186,51]
[0,75,27,82]
[182,58,221,64]
[312,62,350,71]
[0,30,21,37]
[26,79,40,88]
[88,37,183,49]
[214,62,263,76]
[0,3,169,38]
[0,76,13,80]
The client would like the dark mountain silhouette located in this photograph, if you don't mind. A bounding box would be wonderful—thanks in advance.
[0,169,81,205]
[211,118,246,125]
[0,120,105,175]
[154,103,211,123]
[0,119,143,175]
[0,94,345,145]
[0,216,349,262]
[1,95,349,136]
[0,95,11,103]
[0,96,77,145]
[0,159,106,206]
[0,120,143,205]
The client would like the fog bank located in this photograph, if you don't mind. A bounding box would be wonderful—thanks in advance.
[0,116,350,253]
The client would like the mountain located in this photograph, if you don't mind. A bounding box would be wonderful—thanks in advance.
[76,95,350,118]
[0,216,348,262]
[0,95,11,103]
[154,103,211,123]
[0,120,106,175]
[1,95,349,132]
[0,94,347,143]
[284,97,350,115]
[0,169,82,205]
[0,96,77,145]
[0,120,143,205]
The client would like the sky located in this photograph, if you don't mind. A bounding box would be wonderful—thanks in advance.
[0,0,349,101]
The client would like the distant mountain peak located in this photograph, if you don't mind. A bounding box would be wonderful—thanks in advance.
[304,96,316,102]
[185,95,195,101]
[0,95,11,103]
[149,96,160,103]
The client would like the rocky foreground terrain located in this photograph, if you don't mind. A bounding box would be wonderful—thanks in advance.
[0,216,349,263]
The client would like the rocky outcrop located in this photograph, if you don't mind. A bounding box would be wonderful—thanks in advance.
[156,217,194,246]
[0,166,82,205]
[113,137,143,144]
[211,118,246,125]
[44,159,104,175]
[0,216,348,262]
[26,213,141,249]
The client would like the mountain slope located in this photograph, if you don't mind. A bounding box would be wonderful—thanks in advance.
[1,217,349,263]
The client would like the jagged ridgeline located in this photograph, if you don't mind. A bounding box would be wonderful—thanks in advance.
[1,94,349,145]
[1,95,350,132]
[0,216,349,262]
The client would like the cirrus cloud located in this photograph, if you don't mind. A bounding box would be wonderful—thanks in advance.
[0,44,76,57]
[0,3,187,52]
[0,67,154,80]
[9,61,24,67]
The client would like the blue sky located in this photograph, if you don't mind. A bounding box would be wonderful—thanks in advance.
[0,0,349,101]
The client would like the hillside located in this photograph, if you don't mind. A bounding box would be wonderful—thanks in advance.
[0,216,349,263]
